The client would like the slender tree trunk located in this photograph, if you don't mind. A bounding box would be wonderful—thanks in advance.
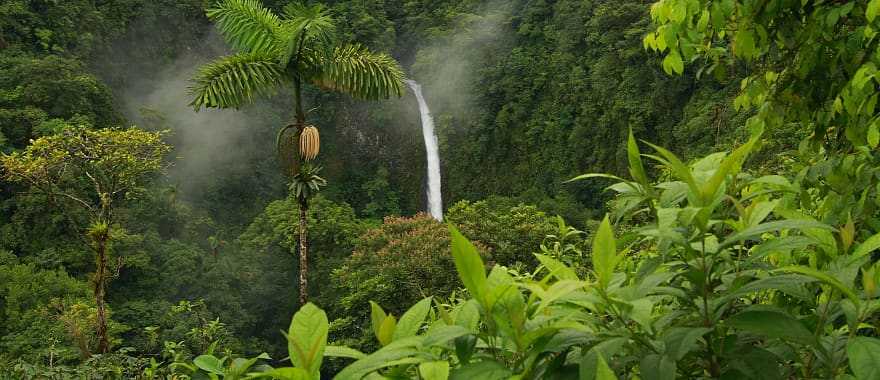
[298,198,309,305]
[94,231,110,354]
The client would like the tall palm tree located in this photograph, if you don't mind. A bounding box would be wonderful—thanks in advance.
[189,0,404,305]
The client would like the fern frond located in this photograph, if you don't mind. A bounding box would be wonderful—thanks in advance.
[314,44,405,100]
[189,52,286,110]
[206,0,283,54]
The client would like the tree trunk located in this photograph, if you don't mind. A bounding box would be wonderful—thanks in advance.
[298,198,309,306]
[94,232,110,354]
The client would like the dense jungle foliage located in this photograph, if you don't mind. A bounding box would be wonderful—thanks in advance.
[2,0,880,378]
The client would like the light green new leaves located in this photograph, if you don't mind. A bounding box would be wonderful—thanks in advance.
[868,0,880,22]
[592,215,619,290]
[450,225,488,302]
[287,303,328,377]
[419,361,451,380]
[627,128,650,190]
[393,297,432,340]
[596,355,618,380]
[369,301,397,346]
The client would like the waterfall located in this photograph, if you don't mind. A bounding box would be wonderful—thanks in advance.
[405,80,443,221]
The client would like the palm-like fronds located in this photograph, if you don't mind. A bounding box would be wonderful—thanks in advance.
[207,0,283,55]
[277,3,336,68]
[315,44,405,100]
[189,52,285,110]
[191,0,404,111]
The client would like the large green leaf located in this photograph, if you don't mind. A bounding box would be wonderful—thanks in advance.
[393,297,432,341]
[334,349,423,380]
[700,132,760,204]
[850,231,880,263]
[662,327,710,360]
[592,215,619,289]
[324,346,366,360]
[419,361,451,380]
[640,354,676,380]
[728,309,814,345]
[595,355,618,380]
[449,360,512,380]
[848,337,880,380]
[774,265,860,304]
[449,225,488,303]
[369,301,386,339]
[534,280,587,315]
[535,254,579,281]
[263,367,312,380]
[377,315,397,346]
[193,355,225,375]
[644,141,700,204]
[287,303,328,376]
[720,219,834,249]
[422,325,472,347]
[627,129,649,188]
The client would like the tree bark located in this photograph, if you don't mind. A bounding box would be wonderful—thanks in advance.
[94,232,110,354]
[298,198,309,306]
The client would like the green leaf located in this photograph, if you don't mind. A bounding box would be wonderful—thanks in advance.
[324,346,366,360]
[454,300,481,332]
[534,280,587,314]
[848,337,880,380]
[720,219,834,249]
[596,355,617,380]
[851,231,880,263]
[662,327,710,360]
[869,122,880,148]
[644,142,700,203]
[640,354,676,380]
[701,133,761,204]
[449,360,512,380]
[535,254,579,281]
[868,0,880,22]
[423,325,473,347]
[369,301,386,339]
[728,309,814,344]
[393,297,432,341]
[287,303,328,375]
[334,346,424,380]
[735,28,756,59]
[627,128,649,187]
[567,173,628,183]
[263,367,311,380]
[193,355,225,375]
[592,215,618,289]
[449,225,488,303]
[419,361,451,380]
[663,50,684,75]
[377,315,397,346]
[774,265,860,304]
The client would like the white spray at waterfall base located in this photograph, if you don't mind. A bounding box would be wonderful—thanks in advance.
[406,80,443,221]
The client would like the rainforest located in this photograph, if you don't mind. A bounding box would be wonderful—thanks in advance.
[1,0,880,379]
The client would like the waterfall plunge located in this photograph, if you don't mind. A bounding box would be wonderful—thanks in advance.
[405,80,443,221]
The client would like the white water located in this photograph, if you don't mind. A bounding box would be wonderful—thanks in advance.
[406,80,443,221]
